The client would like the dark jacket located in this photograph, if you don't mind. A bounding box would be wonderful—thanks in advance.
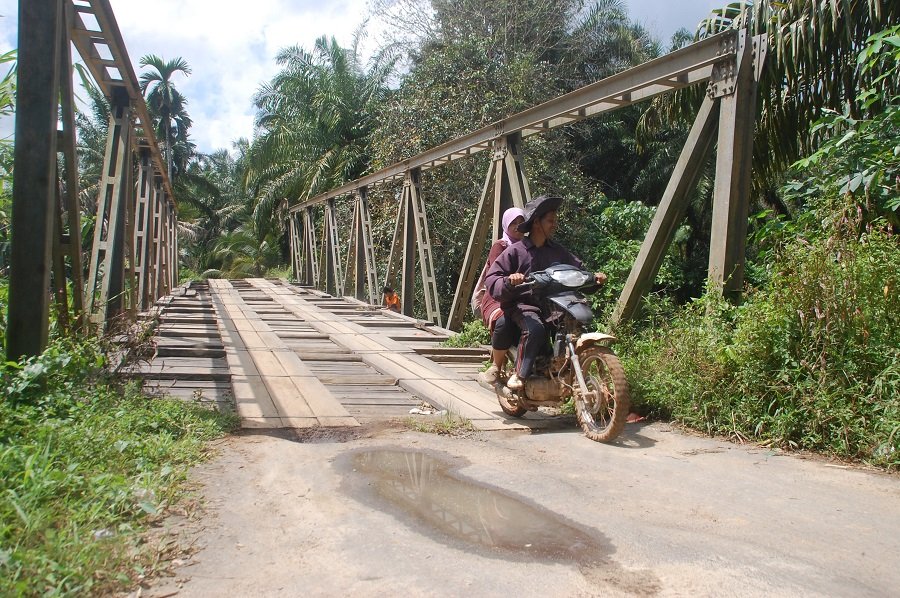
[485,237,584,314]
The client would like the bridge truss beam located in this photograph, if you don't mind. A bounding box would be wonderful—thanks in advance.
[7,0,178,359]
[287,29,766,329]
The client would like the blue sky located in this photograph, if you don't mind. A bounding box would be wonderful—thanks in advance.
[0,0,726,153]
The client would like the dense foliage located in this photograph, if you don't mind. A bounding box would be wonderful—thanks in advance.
[0,338,235,595]
[620,29,900,468]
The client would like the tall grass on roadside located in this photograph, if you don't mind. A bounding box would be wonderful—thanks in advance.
[0,338,235,596]
[621,197,899,469]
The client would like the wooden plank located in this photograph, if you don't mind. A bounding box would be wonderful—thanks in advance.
[241,417,285,429]
[247,349,288,376]
[289,376,354,418]
[129,366,231,381]
[273,350,316,377]
[314,373,397,385]
[263,376,315,418]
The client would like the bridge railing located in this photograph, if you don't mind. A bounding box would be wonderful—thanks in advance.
[7,0,177,360]
[288,29,766,331]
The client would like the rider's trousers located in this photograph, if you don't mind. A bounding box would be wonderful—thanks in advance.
[510,309,547,379]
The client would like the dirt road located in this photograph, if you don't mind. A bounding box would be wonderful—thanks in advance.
[145,421,900,597]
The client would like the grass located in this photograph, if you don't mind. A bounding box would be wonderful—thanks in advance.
[405,408,476,436]
[619,223,900,470]
[0,338,237,596]
[441,319,490,348]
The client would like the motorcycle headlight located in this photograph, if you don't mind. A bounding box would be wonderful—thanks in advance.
[550,270,592,287]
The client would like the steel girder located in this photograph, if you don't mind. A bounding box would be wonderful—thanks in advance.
[282,28,766,330]
[7,0,177,358]
[447,133,530,330]
[611,30,765,325]
[289,30,741,211]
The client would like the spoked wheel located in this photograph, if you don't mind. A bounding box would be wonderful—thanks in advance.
[574,346,630,443]
[495,376,528,418]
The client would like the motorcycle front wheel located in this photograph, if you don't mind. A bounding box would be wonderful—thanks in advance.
[575,346,630,443]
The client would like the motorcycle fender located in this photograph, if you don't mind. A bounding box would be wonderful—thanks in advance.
[548,292,593,325]
[576,333,617,351]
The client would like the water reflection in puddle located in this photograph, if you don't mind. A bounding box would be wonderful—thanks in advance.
[339,449,609,565]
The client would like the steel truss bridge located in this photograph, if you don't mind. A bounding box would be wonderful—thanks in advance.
[7,0,765,367]
[288,28,766,331]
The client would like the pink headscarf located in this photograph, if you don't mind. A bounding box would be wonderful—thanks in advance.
[500,207,526,244]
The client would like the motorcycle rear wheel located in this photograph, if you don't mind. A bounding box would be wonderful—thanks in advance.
[575,346,630,443]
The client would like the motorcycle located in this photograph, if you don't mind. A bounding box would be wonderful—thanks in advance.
[491,264,631,443]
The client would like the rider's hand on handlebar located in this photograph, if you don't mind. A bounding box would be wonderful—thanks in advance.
[594,272,608,286]
[508,273,526,287]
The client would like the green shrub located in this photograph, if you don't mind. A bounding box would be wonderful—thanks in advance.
[623,222,900,469]
[0,339,236,595]
[442,319,490,348]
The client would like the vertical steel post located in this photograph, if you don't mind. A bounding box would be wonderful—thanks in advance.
[302,207,319,286]
[58,0,84,331]
[400,182,416,316]
[384,188,404,296]
[407,168,442,326]
[123,151,137,318]
[357,187,380,305]
[85,87,133,328]
[6,0,63,360]
[51,180,70,334]
[157,199,170,297]
[323,198,343,296]
[149,179,162,302]
[709,31,758,300]
[171,208,178,288]
[133,150,152,310]
[168,206,177,290]
[289,212,300,281]
[343,197,363,299]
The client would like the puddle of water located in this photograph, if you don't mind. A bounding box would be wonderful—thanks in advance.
[339,449,609,565]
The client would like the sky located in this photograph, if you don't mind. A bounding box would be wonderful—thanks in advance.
[0,0,725,153]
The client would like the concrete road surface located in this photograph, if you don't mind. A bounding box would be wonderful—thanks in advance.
[145,421,900,597]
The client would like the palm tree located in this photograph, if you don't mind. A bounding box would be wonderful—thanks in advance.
[138,55,192,181]
[175,145,252,274]
[643,0,899,192]
[245,35,395,239]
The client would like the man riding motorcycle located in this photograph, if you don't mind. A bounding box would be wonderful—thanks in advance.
[484,195,607,391]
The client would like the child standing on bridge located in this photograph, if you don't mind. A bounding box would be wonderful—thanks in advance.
[382,286,401,313]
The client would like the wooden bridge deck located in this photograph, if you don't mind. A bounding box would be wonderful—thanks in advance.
[137,279,556,431]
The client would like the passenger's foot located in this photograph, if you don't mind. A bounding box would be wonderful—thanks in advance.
[479,364,500,384]
[507,374,524,392]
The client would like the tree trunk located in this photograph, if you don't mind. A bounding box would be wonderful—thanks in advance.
[165,113,173,181]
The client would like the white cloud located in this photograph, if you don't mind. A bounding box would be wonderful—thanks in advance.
[105,0,373,152]
[0,0,372,153]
